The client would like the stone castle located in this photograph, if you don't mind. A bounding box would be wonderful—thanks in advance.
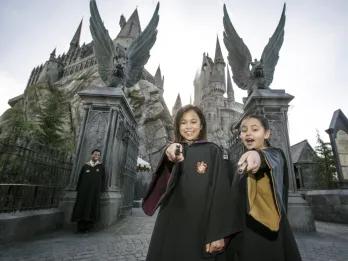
[1,8,173,169]
[192,37,243,149]
[23,10,163,92]
[3,9,242,164]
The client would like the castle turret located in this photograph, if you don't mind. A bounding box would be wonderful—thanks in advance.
[193,71,201,106]
[119,14,127,29]
[172,94,182,117]
[68,19,83,54]
[214,36,225,65]
[192,37,243,148]
[36,47,64,85]
[49,48,56,61]
[209,37,226,94]
[154,65,164,91]
[207,37,226,112]
[226,65,235,102]
[201,53,213,100]
[116,9,141,48]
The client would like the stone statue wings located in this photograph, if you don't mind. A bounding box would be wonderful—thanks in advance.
[223,4,286,95]
[90,0,159,88]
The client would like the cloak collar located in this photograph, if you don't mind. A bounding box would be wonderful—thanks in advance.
[86,160,102,167]
[181,139,208,145]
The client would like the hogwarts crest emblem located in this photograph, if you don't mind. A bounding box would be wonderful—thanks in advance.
[196,161,208,174]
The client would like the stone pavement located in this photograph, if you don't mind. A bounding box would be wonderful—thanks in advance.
[0,208,347,261]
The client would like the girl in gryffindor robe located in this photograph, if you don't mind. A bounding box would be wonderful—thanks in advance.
[143,105,241,261]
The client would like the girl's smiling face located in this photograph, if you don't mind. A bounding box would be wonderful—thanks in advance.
[240,117,270,150]
[179,110,202,141]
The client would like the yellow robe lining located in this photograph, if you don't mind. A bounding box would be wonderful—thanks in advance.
[247,171,281,231]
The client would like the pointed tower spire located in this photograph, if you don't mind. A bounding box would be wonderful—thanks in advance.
[226,65,235,101]
[69,19,83,52]
[214,36,225,64]
[49,48,56,61]
[193,70,202,106]
[119,14,127,29]
[201,52,207,69]
[172,94,182,117]
[154,65,164,90]
[117,8,141,40]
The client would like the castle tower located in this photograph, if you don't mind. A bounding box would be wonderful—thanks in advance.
[209,37,226,97]
[36,47,64,85]
[119,14,127,29]
[68,19,83,54]
[49,48,57,61]
[200,53,213,101]
[116,9,141,48]
[154,65,164,92]
[226,65,235,103]
[201,38,226,133]
[193,71,201,106]
[172,94,182,117]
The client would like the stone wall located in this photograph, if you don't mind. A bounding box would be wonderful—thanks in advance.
[303,189,348,224]
[0,209,63,243]
[295,163,321,189]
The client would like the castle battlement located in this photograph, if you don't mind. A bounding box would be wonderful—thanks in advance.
[62,54,97,78]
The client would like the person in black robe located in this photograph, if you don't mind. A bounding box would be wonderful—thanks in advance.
[226,114,302,261]
[143,105,241,261]
[71,149,106,233]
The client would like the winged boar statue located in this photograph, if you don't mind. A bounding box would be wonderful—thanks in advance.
[90,0,159,88]
[223,4,286,95]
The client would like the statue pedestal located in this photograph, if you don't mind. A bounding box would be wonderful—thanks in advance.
[59,87,138,228]
[243,89,316,232]
[287,193,316,232]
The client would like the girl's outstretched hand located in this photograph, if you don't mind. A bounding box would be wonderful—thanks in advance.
[165,143,184,162]
[238,150,261,174]
[205,239,225,253]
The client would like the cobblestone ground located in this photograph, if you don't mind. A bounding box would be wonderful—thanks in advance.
[0,208,347,261]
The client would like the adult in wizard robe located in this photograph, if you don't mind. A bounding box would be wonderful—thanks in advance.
[143,105,241,261]
[71,149,106,232]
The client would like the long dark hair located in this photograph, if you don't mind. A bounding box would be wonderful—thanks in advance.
[240,113,271,146]
[173,105,207,143]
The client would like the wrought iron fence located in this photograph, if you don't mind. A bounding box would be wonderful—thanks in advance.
[0,142,72,213]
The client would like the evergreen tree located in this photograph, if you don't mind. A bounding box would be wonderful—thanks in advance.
[36,88,72,151]
[315,131,337,188]
[0,105,38,144]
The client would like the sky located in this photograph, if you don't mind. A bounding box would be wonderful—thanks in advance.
[0,0,347,147]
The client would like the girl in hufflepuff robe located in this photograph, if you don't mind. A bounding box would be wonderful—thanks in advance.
[226,114,302,261]
[143,105,241,261]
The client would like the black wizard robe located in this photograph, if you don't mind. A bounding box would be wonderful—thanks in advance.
[71,162,106,223]
[143,141,241,261]
[226,147,302,261]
